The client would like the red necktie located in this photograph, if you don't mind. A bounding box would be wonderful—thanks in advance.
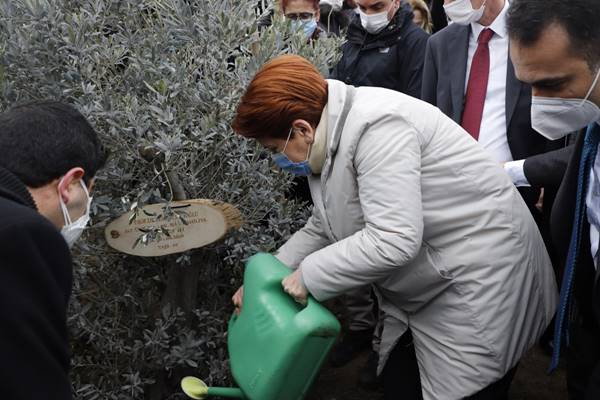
[461,28,495,140]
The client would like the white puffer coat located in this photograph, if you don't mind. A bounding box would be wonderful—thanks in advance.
[276,79,557,399]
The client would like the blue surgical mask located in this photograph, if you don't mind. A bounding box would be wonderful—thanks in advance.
[272,128,313,176]
[292,18,318,39]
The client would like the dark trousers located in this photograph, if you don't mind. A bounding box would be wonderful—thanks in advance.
[567,320,600,400]
[383,331,518,400]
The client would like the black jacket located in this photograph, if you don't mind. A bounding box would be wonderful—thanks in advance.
[524,142,575,189]
[330,4,429,98]
[0,167,72,399]
[428,0,448,34]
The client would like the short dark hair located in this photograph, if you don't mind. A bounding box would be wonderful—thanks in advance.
[0,101,107,188]
[507,0,600,68]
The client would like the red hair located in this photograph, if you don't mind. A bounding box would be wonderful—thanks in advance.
[232,55,328,140]
[280,0,320,12]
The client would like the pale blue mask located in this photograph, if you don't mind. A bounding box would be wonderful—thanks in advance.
[292,18,318,39]
[271,128,313,176]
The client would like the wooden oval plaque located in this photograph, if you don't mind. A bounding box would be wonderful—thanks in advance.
[104,199,242,257]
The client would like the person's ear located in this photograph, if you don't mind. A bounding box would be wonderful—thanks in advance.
[292,119,315,144]
[315,8,321,20]
[57,167,85,204]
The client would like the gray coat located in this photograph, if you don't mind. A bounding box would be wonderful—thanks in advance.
[276,80,558,399]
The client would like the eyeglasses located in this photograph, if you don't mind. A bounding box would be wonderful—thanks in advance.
[284,12,315,21]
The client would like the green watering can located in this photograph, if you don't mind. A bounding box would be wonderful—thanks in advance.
[181,253,341,400]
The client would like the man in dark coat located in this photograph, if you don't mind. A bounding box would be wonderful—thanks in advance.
[330,0,429,98]
[507,0,600,398]
[0,101,106,399]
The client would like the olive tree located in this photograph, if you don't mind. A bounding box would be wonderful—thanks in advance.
[0,1,340,398]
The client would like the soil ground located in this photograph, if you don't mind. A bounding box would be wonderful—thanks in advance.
[307,347,567,400]
[307,298,568,400]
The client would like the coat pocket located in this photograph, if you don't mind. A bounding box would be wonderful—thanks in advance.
[375,243,454,314]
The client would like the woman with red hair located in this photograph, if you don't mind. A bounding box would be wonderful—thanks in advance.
[231,54,557,400]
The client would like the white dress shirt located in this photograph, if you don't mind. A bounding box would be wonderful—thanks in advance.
[465,0,512,163]
[587,133,600,270]
[504,159,529,186]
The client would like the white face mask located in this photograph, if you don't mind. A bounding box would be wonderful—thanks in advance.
[358,4,394,34]
[531,69,600,140]
[59,179,92,248]
[443,0,486,26]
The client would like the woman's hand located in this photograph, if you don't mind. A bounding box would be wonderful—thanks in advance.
[536,188,545,213]
[232,285,244,315]
[282,268,308,306]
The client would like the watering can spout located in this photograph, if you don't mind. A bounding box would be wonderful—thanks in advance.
[181,377,246,399]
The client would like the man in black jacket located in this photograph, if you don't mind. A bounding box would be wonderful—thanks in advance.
[507,0,600,398]
[330,0,429,98]
[0,102,106,399]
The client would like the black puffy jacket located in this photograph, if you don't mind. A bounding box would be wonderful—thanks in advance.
[330,4,429,99]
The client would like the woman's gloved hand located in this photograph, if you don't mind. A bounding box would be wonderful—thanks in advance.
[282,268,308,306]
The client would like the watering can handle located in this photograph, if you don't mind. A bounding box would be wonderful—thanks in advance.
[293,295,315,308]
[306,295,317,307]
[295,295,340,337]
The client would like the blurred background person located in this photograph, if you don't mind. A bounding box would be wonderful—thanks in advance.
[282,0,329,41]
[407,0,433,33]
[257,0,328,40]
[319,0,353,35]
[330,0,428,98]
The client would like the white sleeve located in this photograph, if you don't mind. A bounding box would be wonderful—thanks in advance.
[504,159,531,187]
[275,209,331,270]
[300,121,424,300]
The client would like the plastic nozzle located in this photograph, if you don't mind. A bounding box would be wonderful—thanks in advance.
[181,377,245,399]
[181,377,209,399]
